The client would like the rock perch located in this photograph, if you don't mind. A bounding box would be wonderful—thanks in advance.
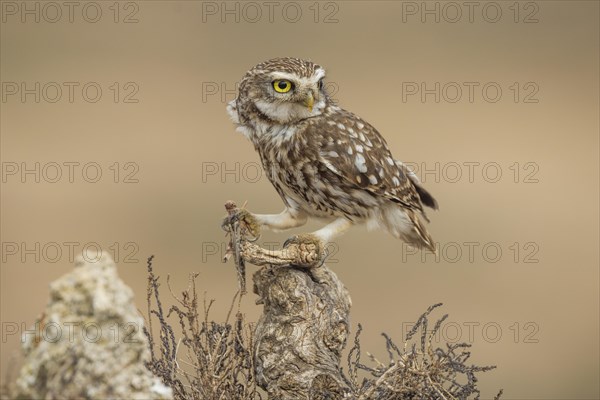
[13,251,172,400]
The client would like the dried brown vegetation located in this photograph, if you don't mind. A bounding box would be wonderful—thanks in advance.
[144,255,259,400]
[344,304,503,400]
[144,257,502,400]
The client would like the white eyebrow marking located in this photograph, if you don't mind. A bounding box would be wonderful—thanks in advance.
[269,72,298,81]
[314,68,326,81]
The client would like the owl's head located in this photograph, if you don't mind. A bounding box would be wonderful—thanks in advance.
[236,58,329,124]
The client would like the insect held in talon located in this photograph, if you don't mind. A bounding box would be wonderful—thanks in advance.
[227,58,438,252]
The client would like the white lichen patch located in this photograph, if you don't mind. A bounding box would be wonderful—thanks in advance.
[14,252,173,400]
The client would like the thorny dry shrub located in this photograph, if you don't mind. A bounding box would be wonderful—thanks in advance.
[145,257,501,400]
[143,256,260,400]
[344,303,503,400]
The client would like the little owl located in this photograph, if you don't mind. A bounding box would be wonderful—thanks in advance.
[227,57,438,253]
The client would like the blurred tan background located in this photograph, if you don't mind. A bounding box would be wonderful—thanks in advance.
[1,1,598,398]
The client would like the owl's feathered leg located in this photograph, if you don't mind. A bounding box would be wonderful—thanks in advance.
[254,208,308,232]
[224,204,350,268]
[223,202,321,270]
[223,207,307,238]
[311,218,353,243]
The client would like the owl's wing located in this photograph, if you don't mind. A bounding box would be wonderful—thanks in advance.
[307,108,436,213]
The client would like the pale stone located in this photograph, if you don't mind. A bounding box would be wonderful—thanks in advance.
[13,251,172,400]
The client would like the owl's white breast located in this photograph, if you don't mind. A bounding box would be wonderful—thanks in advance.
[259,123,298,147]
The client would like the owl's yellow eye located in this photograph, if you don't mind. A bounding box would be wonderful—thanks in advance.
[273,80,293,93]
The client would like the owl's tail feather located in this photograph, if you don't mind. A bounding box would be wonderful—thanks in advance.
[413,183,438,211]
[375,205,437,254]
[395,159,439,210]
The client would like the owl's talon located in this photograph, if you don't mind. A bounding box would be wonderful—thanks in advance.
[283,233,325,268]
[282,237,294,249]
[222,208,261,239]
[318,246,331,268]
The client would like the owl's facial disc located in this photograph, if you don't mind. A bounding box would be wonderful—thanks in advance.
[253,69,327,124]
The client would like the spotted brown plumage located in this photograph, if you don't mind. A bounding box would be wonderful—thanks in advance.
[227,57,438,252]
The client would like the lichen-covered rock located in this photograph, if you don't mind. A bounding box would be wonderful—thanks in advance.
[14,251,172,400]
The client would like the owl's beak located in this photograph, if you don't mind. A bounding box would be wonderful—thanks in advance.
[303,92,315,112]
